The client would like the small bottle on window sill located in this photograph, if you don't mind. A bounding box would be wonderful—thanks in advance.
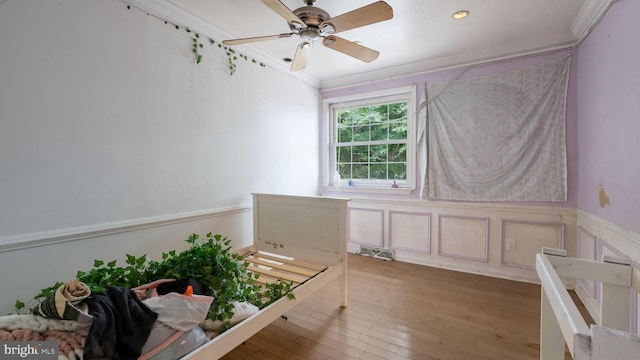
[392,180,399,188]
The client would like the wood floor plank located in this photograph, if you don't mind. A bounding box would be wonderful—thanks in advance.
[222,253,593,359]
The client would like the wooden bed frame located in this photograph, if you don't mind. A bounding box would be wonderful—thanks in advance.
[183,193,350,360]
[536,248,640,359]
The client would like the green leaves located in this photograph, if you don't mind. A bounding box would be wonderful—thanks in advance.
[225,47,237,75]
[192,37,203,64]
[14,300,25,312]
[75,254,149,294]
[13,233,295,332]
[124,3,265,74]
[12,281,62,315]
[251,279,296,309]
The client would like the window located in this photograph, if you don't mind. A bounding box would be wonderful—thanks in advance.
[323,86,416,192]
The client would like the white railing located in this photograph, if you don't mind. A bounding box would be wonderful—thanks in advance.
[536,248,640,359]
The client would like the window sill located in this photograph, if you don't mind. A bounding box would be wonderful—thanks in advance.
[325,185,413,196]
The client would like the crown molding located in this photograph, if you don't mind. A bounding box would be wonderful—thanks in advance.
[571,0,617,41]
[320,31,577,90]
[125,0,320,88]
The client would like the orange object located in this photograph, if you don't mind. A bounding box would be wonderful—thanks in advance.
[184,285,193,296]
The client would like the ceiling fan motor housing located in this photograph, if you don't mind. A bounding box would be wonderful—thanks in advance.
[289,5,333,40]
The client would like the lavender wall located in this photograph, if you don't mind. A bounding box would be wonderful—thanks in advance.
[575,0,640,234]
[322,50,578,207]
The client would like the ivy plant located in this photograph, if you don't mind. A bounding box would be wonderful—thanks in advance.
[123,4,266,74]
[14,232,295,332]
[192,37,203,64]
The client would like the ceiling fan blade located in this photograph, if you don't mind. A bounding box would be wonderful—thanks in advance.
[321,1,393,34]
[322,35,379,63]
[261,0,307,29]
[291,42,312,71]
[222,33,293,46]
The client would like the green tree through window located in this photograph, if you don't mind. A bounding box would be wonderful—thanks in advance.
[335,102,408,183]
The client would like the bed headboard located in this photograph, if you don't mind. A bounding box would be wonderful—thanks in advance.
[252,193,349,265]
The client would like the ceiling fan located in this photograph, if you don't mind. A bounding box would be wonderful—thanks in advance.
[222,0,393,71]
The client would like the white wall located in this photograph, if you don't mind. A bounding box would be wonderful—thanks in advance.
[0,0,320,314]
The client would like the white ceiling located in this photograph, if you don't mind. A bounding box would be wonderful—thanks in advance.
[139,0,614,88]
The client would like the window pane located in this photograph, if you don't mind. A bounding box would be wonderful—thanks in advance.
[337,110,354,126]
[370,123,388,141]
[352,145,368,162]
[388,143,406,162]
[389,121,407,140]
[338,127,352,143]
[353,164,368,178]
[370,144,387,163]
[352,108,370,125]
[353,125,369,142]
[338,164,351,179]
[370,164,387,179]
[337,146,351,162]
[389,102,407,120]
[369,105,388,123]
[389,163,406,180]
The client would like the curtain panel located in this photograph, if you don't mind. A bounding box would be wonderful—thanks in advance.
[422,56,570,201]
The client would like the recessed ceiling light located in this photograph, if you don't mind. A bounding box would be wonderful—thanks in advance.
[452,10,469,20]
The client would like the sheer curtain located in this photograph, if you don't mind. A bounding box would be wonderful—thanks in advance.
[421,56,570,201]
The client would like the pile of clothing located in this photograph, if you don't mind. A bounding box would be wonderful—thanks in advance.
[3,278,217,360]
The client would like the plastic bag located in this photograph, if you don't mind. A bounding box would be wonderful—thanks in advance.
[142,326,209,360]
[199,301,258,332]
[143,292,213,331]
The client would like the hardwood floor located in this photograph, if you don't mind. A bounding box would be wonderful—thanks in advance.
[222,253,592,360]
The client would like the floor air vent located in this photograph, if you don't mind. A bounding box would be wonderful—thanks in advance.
[358,245,394,260]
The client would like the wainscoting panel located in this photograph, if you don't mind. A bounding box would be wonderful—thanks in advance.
[349,208,384,246]
[389,211,431,254]
[501,220,565,269]
[438,215,489,262]
[345,198,576,283]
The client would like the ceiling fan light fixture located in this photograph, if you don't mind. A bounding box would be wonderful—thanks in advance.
[299,28,321,41]
[452,10,469,20]
[320,23,335,34]
[289,20,305,30]
[323,36,337,47]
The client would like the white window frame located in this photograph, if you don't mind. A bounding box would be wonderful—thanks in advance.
[321,85,416,195]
